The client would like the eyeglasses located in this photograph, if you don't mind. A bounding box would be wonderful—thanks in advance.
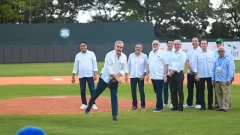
[218,51,224,52]
[153,44,158,45]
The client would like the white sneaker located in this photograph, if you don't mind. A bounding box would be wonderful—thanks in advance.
[92,104,98,110]
[169,103,173,109]
[80,104,87,110]
[183,104,194,108]
[163,104,168,108]
[195,105,201,109]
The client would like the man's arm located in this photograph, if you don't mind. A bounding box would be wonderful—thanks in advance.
[92,52,98,73]
[212,60,216,81]
[72,55,79,83]
[227,57,234,82]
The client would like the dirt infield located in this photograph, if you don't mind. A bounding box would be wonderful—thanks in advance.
[0,74,240,85]
[0,96,156,114]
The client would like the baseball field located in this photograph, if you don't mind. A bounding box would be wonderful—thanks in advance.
[0,61,240,135]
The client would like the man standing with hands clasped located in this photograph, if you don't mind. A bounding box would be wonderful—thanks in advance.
[125,43,148,111]
[146,40,168,112]
[212,46,234,112]
[192,39,215,110]
[72,41,98,110]
[168,40,186,112]
[85,40,127,121]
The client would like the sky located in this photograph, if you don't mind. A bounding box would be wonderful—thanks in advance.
[76,0,221,23]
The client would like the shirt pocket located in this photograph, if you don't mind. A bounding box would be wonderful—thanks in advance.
[207,56,213,63]
[139,59,144,64]
[197,57,203,63]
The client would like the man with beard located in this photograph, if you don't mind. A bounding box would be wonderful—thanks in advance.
[125,43,148,111]
[146,40,168,112]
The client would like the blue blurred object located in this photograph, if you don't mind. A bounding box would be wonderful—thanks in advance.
[16,126,46,135]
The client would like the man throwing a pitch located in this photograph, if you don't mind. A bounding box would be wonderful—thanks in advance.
[85,40,127,121]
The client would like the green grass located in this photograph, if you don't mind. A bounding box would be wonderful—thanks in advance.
[0,84,240,135]
[0,60,239,77]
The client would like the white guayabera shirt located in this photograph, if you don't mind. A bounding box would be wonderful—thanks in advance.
[72,50,98,78]
[126,52,148,78]
[100,50,128,83]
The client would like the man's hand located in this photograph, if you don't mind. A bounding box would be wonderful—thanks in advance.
[71,76,75,84]
[212,80,215,86]
[140,75,145,80]
[169,70,175,77]
[226,81,230,85]
[125,74,128,82]
[190,70,194,75]
[195,74,200,81]
[146,75,149,82]
[232,75,235,82]
[164,76,167,83]
[93,74,97,81]
[116,77,122,84]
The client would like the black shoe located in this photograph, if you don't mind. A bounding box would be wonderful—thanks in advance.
[200,107,206,111]
[216,109,224,111]
[171,107,178,111]
[177,108,183,112]
[214,106,220,110]
[113,116,118,121]
[85,106,91,114]
[222,109,228,112]
[208,106,214,110]
[153,108,162,112]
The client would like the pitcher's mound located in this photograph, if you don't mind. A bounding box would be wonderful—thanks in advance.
[0,96,156,114]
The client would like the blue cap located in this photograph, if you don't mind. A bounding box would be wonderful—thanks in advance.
[16,126,46,135]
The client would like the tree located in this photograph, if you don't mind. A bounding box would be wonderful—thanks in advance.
[214,0,240,38]
[118,0,213,39]
[0,0,84,24]
[0,0,27,23]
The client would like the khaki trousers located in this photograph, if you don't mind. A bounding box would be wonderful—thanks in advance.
[215,82,230,110]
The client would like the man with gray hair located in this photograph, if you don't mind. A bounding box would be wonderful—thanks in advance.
[214,38,235,109]
[212,46,234,112]
[85,40,127,121]
[146,40,169,112]
[125,43,148,111]
[168,40,187,111]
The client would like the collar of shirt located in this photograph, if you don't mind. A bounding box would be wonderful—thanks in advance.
[113,50,122,57]
[152,48,161,54]
[134,52,143,56]
[80,50,88,54]
[174,49,182,53]
[200,48,211,53]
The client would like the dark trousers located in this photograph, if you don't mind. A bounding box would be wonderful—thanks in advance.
[170,71,184,110]
[186,73,200,106]
[88,77,118,116]
[79,77,95,105]
[151,79,164,110]
[199,77,213,107]
[163,75,170,104]
[130,78,145,108]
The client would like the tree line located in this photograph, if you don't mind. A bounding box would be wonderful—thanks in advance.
[0,0,239,39]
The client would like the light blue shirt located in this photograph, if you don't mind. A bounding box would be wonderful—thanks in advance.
[212,55,234,82]
[192,49,215,78]
[214,49,235,72]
